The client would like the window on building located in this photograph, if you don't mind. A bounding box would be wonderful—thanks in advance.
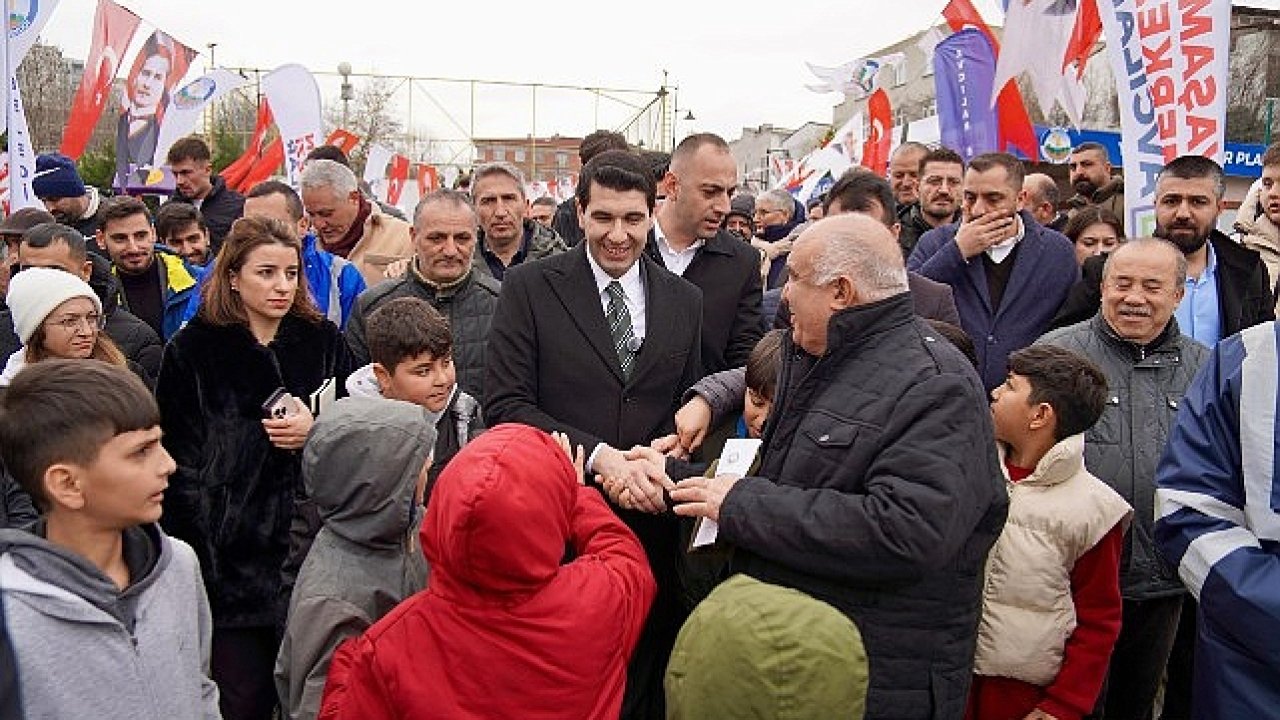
[514,148,526,162]
[895,61,909,87]
[556,151,568,167]
[493,147,506,161]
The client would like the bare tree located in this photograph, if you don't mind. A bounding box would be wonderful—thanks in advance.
[323,75,406,174]
[1226,24,1272,143]
[17,42,78,151]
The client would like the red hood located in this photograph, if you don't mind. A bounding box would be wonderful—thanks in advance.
[422,423,576,601]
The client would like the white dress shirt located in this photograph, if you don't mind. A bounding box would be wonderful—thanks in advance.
[985,214,1026,264]
[585,248,647,342]
[583,250,649,472]
[653,217,704,277]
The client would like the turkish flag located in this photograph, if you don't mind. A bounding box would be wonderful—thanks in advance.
[222,99,274,190]
[386,155,410,206]
[1062,0,1102,78]
[942,0,1039,161]
[861,89,893,175]
[60,0,142,159]
[416,163,439,197]
[235,139,284,194]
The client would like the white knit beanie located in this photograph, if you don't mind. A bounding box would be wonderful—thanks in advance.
[7,267,103,344]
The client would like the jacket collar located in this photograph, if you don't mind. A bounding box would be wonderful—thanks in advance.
[1091,312,1185,363]
[996,434,1086,488]
[410,259,474,299]
[821,292,916,359]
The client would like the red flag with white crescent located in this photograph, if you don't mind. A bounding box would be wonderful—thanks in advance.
[861,89,893,175]
[386,154,410,206]
[60,0,142,159]
[222,99,274,190]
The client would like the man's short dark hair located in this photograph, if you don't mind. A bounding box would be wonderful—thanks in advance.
[1158,155,1226,200]
[579,130,629,164]
[1006,345,1108,441]
[576,150,656,212]
[824,169,896,227]
[0,360,159,511]
[166,136,211,165]
[305,145,351,167]
[20,222,88,262]
[97,195,152,229]
[366,297,453,371]
[745,330,785,401]
[1263,142,1280,169]
[1070,141,1110,160]
[641,150,672,182]
[531,196,557,209]
[918,146,965,176]
[247,180,306,222]
[154,203,207,242]
[968,152,1026,191]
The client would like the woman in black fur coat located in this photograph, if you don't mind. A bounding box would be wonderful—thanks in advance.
[156,216,350,720]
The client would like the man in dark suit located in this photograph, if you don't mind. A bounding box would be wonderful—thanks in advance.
[485,149,703,720]
[645,133,762,376]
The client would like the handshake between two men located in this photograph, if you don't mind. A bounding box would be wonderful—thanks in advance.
[556,393,740,524]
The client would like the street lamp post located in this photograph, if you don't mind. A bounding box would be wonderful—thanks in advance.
[338,62,354,130]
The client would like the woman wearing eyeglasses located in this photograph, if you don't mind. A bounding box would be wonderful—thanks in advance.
[0,267,142,390]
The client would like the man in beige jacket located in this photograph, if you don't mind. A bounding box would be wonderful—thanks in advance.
[300,159,413,286]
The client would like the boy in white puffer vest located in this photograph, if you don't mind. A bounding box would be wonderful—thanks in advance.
[968,345,1132,720]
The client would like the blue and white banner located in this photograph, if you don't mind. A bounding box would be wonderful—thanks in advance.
[934,28,999,163]
[1097,0,1163,236]
[154,68,250,165]
[1,0,53,210]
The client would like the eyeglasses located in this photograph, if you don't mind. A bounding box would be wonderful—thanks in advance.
[45,312,106,333]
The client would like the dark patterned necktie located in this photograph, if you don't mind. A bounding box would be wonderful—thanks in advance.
[605,280,637,379]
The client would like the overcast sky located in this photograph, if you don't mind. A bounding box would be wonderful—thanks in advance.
[36,0,1280,147]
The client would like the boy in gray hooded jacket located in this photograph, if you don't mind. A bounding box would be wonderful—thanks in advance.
[275,395,437,720]
[0,359,219,720]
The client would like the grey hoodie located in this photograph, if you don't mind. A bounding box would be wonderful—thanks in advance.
[0,523,220,720]
[275,395,437,720]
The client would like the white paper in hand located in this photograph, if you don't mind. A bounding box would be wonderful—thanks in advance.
[690,438,762,549]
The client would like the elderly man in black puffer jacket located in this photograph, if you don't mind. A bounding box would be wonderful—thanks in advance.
[671,214,1007,719]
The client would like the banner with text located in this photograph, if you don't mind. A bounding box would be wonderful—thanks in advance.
[934,28,999,163]
[262,64,323,187]
[1097,0,1165,235]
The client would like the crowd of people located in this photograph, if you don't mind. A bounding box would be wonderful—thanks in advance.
[0,127,1277,720]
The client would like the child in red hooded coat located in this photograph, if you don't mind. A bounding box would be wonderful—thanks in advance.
[318,423,656,720]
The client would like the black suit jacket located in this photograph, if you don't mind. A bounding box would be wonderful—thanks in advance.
[485,244,704,456]
[645,228,762,376]
[485,246,704,719]
[1051,230,1275,335]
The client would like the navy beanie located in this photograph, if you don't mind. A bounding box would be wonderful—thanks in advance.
[32,153,87,199]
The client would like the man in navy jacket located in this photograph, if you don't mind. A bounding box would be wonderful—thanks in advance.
[908,152,1078,391]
